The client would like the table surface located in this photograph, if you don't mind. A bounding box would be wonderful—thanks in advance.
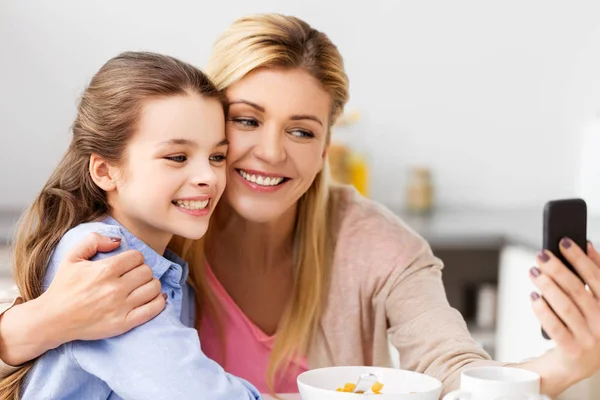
[262,395,300,400]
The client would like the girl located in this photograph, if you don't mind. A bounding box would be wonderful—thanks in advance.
[3,51,260,400]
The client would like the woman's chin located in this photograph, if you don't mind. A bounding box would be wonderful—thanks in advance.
[229,197,292,224]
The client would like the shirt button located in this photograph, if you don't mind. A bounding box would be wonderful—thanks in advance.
[170,290,176,299]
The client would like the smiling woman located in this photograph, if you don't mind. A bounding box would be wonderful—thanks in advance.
[223,68,331,224]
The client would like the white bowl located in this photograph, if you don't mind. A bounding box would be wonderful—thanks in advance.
[297,366,442,400]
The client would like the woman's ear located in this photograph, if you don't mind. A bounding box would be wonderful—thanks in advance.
[317,144,329,173]
[89,154,119,192]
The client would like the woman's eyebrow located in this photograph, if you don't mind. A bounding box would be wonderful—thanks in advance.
[228,99,265,112]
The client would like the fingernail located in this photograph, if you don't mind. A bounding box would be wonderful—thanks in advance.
[560,238,572,249]
[530,292,540,301]
[530,267,541,278]
[109,237,122,242]
[588,240,594,249]
[538,251,550,263]
[162,293,167,300]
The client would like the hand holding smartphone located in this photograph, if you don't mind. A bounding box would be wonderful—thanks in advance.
[541,198,587,339]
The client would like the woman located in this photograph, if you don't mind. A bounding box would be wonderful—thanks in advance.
[1,14,599,397]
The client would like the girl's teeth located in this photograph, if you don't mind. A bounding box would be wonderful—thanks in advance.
[174,200,209,210]
[239,170,284,186]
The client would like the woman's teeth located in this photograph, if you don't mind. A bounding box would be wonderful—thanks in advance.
[173,199,209,210]
[239,170,284,186]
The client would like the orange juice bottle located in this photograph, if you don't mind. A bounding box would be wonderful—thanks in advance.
[349,152,369,197]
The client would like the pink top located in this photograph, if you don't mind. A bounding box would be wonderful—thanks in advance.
[198,263,308,394]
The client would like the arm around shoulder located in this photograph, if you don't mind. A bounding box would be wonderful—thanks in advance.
[0,295,64,374]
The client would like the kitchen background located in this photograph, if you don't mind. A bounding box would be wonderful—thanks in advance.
[1,1,599,398]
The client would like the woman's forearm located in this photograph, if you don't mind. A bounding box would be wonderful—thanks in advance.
[0,298,63,366]
[516,352,579,398]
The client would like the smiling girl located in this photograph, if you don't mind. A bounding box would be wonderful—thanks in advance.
[3,51,259,400]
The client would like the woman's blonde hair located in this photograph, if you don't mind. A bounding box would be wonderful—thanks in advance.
[171,13,349,393]
[0,51,225,399]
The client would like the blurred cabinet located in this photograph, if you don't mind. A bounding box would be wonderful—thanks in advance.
[434,245,500,357]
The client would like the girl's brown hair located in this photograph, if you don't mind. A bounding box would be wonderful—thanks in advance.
[0,51,225,399]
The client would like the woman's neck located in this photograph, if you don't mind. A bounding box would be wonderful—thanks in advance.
[206,201,297,273]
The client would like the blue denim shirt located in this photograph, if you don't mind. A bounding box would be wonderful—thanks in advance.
[22,217,261,400]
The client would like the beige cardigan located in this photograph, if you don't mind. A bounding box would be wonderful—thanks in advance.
[0,186,502,395]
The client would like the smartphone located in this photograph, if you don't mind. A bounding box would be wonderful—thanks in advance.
[541,198,587,339]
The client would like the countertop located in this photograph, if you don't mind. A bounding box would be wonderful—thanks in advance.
[389,206,599,251]
[0,210,21,246]
[1,207,599,251]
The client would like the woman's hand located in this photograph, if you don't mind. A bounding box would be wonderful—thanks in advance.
[525,239,600,395]
[0,233,166,366]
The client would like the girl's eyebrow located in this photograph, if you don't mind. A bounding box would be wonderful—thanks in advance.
[157,138,196,147]
[214,138,229,147]
[158,138,228,148]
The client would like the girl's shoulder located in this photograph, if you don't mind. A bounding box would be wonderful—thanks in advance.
[43,221,127,289]
[54,221,127,259]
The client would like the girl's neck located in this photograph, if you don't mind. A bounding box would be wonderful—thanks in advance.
[108,209,172,255]
[206,201,297,273]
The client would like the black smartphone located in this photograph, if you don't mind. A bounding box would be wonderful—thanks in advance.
[541,198,587,339]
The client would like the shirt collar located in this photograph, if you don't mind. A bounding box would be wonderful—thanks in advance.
[101,216,189,282]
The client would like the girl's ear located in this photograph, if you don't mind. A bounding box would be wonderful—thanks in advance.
[89,154,120,192]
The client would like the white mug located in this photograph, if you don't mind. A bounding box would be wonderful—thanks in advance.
[442,366,542,400]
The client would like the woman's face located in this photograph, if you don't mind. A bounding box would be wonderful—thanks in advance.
[223,68,331,223]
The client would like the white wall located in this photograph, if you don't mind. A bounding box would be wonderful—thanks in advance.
[1,0,599,210]
[565,24,600,215]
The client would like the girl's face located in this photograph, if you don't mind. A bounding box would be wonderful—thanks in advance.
[102,92,227,252]
[223,68,332,224]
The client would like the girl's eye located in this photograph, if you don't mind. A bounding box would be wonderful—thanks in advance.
[165,155,187,163]
[229,117,259,128]
[209,154,226,163]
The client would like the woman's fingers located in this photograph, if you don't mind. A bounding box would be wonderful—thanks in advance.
[104,249,146,277]
[127,278,163,309]
[536,248,600,332]
[64,232,122,263]
[125,292,166,331]
[530,264,593,343]
[587,241,600,271]
[121,264,154,295]
[559,238,600,297]
[530,292,575,349]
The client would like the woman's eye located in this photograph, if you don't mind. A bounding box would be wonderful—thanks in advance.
[209,154,226,163]
[290,129,315,139]
[165,155,187,163]
[230,117,259,128]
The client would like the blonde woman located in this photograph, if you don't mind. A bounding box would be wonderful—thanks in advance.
[1,14,600,398]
